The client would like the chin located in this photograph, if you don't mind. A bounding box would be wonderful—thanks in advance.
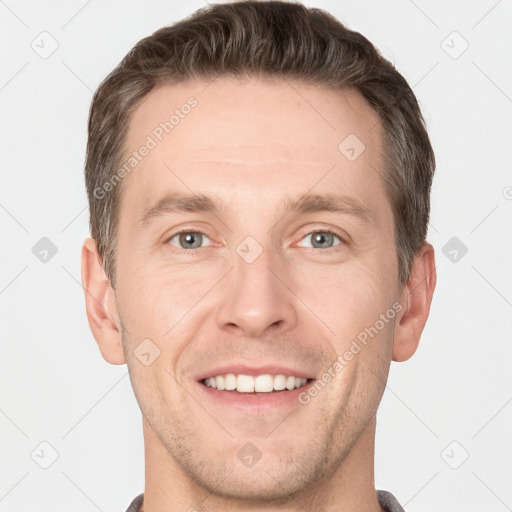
[186,462,321,502]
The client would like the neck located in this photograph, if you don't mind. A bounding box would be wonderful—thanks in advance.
[141,414,384,512]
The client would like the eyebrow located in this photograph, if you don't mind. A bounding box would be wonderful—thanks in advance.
[139,192,223,229]
[138,191,372,229]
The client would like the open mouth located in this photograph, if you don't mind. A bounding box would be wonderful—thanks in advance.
[201,374,311,393]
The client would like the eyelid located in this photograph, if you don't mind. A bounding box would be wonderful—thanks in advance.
[162,222,212,240]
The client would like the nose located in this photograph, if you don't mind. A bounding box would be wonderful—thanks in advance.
[215,238,298,338]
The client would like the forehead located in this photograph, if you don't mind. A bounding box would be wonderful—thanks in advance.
[119,77,387,217]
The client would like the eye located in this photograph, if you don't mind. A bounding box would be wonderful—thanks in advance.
[297,230,343,250]
[166,231,211,250]
[164,229,344,253]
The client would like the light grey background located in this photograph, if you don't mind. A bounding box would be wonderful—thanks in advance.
[1,1,511,511]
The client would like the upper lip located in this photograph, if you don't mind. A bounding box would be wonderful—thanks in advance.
[195,363,315,382]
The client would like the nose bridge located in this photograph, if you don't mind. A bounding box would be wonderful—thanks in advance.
[216,234,298,337]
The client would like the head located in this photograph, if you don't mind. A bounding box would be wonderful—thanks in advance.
[82,0,436,504]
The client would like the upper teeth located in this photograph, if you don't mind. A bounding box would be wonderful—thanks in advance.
[204,374,308,393]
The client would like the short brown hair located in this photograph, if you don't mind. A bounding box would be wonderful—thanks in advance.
[85,0,435,287]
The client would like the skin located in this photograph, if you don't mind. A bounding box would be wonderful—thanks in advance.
[82,77,436,512]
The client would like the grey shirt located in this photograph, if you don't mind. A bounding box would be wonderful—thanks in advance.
[125,489,406,512]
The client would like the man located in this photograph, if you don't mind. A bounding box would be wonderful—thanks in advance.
[81,1,436,511]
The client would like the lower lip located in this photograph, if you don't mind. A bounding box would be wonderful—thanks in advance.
[196,380,315,411]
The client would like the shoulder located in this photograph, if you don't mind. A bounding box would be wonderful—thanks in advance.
[124,493,144,512]
[377,489,406,512]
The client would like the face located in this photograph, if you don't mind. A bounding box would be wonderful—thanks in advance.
[113,78,402,499]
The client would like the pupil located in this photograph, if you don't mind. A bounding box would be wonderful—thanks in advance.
[314,232,331,248]
[181,233,200,248]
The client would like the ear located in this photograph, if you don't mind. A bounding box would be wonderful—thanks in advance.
[392,242,436,362]
[81,237,126,365]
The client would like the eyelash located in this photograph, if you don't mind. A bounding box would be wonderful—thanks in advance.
[164,228,347,255]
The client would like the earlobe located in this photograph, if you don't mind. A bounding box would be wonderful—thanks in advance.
[81,237,126,365]
[392,243,436,362]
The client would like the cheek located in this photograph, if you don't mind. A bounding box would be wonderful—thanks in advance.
[294,262,396,337]
[115,259,216,356]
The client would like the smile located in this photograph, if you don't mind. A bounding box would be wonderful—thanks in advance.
[202,374,309,393]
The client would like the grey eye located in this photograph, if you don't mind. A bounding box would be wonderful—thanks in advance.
[168,232,210,249]
[300,231,341,249]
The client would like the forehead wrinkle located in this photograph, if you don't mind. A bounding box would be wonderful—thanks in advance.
[187,159,326,166]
